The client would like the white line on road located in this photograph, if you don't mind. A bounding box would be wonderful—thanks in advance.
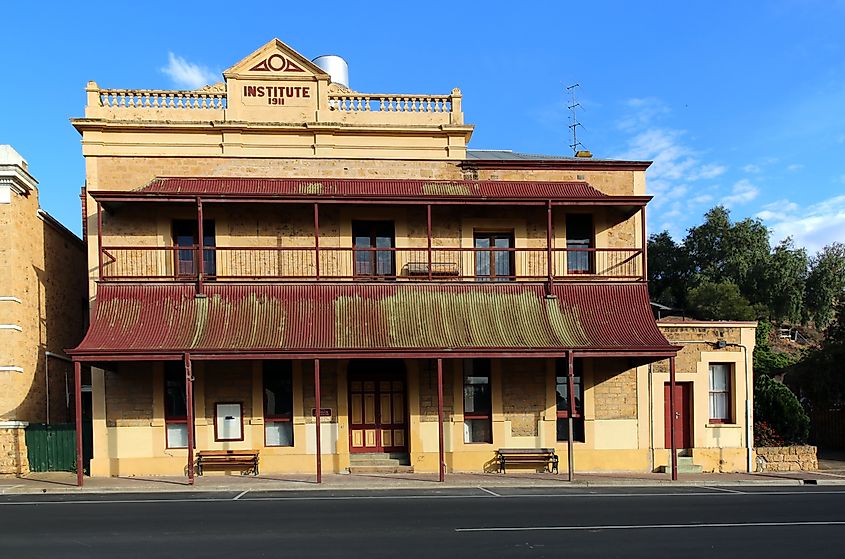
[478,487,501,497]
[233,490,248,500]
[455,521,845,533]
[702,486,745,494]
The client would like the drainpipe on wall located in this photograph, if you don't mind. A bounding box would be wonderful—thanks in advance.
[44,351,72,425]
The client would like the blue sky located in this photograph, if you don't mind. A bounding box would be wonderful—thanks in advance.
[2,1,843,253]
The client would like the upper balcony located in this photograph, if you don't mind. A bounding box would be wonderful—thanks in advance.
[89,178,650,286]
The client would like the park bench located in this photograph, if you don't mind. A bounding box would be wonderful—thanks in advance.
[496,448,559,474]
[197,449,259,476]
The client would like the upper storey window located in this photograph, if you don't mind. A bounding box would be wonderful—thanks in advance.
[353,220,395,278]
[566,214,594,274]
[172,220,216,278]
[474,231,515,281]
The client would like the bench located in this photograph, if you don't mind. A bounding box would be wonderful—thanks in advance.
[403,261,460,278]
[496,448,559,474]
[197,450,259,476]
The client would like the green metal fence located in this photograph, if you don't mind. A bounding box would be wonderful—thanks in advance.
[25,424,77,472]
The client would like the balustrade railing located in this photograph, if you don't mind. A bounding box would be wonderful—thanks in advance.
[329,93,452,114]
[100,246,644,282]
[97,88,227,110]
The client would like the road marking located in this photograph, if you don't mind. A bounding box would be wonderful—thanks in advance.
[0,485,23,494]
[455,520,845,533]
[702,486,745,494]
[478,487,501,497]
[233,490,248,501]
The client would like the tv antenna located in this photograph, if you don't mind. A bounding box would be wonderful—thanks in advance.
[566,83,585,155]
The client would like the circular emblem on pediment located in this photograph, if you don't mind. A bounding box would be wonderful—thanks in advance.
[267,54,287,72]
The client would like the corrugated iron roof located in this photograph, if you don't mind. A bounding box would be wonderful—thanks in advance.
[70,283,672,357]
[130,177,609,200]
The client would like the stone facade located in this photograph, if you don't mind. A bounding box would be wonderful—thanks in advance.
[0,146,87,475]
[593,361,638,420]
[0,423,29,476]
[756,446,818,472]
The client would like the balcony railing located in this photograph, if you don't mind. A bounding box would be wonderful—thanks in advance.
[100,246,644,282]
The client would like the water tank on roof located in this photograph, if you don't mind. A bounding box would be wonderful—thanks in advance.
[312,55,349,89]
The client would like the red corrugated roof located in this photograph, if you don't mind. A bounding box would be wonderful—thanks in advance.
[70,283,673,358]
[127,177,611,200]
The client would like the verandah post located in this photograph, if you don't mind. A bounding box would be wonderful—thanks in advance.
[74,360,83,487]
[96,201,103,280]
[185,354,195,485]
[314,203,320,280]
[427,204,433,281]
[547,200,553,285]
[197,197,204,294]
[567,351,576,481]
[640,205,648,281]
[669,355,678,481]
[315,358,322,484]
[437,358,445,482]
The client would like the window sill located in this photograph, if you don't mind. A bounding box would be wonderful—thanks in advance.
[706,423,742,429]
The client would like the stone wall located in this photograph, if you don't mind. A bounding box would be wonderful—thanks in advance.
[0,424,29,476]
[756,446,818,472]
[501,359,546,436]
[105,365,153,426]
[419,360,454,422]
[593,360,638,420]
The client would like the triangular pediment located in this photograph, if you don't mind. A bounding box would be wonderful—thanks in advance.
[224,39,329,79]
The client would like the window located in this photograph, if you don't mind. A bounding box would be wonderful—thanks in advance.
[164,363,188,449]
[463,359,492,443]
[566,214,594,274]
[172,219,216,277]
[556,359,585,442]
[264,361,294,446]
[709,363,732,423]
[474,231,515,281]
[352,220,395,278]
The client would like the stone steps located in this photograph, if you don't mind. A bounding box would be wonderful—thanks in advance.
[349,452,413,474]
[658,455,703,474]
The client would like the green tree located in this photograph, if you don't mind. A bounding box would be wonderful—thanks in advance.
[647,231,688,308]
[753,321,799,377]
[804,243,845,329]
[686,280,756,321]
[791,299,845,408]
[763,238,807,323]
[754,374,810,444]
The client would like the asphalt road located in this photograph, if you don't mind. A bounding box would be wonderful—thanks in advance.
[1,486,844,558]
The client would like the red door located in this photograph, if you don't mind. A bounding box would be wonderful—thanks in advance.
[664,382,692,449]
[348,362,407,454]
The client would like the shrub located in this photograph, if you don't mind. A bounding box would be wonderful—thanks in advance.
[754,420,784,447]
[754,374,810,444]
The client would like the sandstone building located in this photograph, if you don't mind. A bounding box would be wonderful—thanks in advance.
[67,39,755,484]
[0,145,87,475]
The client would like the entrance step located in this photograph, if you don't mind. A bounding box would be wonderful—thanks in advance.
[658,455,703,474]
[349,453,412,474]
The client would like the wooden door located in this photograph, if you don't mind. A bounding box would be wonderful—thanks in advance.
[349,364,407,453]
[664,382,692,449]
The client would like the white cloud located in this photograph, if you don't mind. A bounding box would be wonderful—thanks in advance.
[758,195,845,253]
[161,52,218,89]
[742,164,761,173]
[721,179,760,207]
[786,164,804,172]
[616,97,671,132]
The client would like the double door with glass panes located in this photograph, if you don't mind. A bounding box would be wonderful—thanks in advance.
[348,364,407,453]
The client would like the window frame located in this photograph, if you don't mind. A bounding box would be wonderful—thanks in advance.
[352,220,396,279]
[263,361,294,447]
[473,230,515,281]
[556,358,586,443]
[213,402,245,443]
[164,363,190,450]
[463,359,493,444]
[565,213,595,275]
[708,362,733,424]
[172,219,216,278]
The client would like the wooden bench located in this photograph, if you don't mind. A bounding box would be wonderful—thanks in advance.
[496,448,559,474]
[196,450,259,476]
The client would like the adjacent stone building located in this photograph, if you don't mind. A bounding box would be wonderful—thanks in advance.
[0,145,87,475]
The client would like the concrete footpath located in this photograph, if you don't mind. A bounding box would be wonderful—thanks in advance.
[3,468,845,495]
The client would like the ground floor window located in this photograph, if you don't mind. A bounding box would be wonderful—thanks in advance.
[164,363,188,449]
[556,359,585,442]
[264,361,294,446]
[463,359,492,443]
[709,363,732,423]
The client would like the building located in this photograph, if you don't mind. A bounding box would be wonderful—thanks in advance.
[67,39,754,484]
[0,145,87,475]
